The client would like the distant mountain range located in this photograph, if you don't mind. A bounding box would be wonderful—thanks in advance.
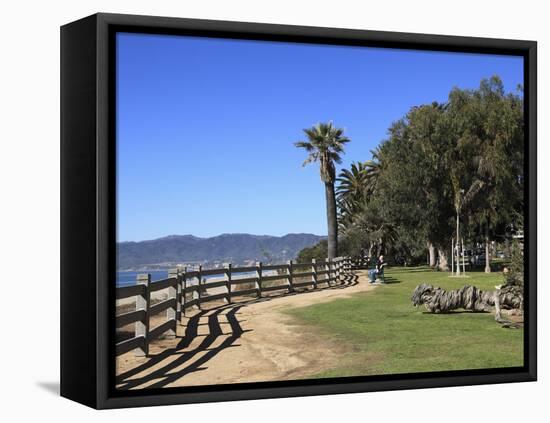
[117,233,325,270]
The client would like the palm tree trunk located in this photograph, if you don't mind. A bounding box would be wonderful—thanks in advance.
[325,182,338,258]
[485,224,491,273]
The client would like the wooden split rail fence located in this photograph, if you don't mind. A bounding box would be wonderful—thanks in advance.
[116,257,353,356]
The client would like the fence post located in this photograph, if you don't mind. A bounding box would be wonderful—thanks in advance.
[182,267,187,316]
[135,273,151,356]
[169,268,180,314]
[226,263,232,304]
[166,269,178,338]
[197,265,203,310]
[287,260,294,293]
[312,258,317,289]
[256,261,263,298]
[176,269,182,323]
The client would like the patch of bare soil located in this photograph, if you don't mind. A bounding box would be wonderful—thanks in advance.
[116,270,376,390]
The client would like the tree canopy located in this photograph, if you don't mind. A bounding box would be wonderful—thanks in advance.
[333,76,524,269]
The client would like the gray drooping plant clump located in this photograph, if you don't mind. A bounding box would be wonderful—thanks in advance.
[411,283,523,327]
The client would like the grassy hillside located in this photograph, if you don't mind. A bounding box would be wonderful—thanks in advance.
[287,267,524,377]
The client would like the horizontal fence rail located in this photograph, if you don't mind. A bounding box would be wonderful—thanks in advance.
[344,256,367,269]
[116,257,353,357]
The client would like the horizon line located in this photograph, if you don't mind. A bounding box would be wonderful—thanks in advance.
[117,232,328,244]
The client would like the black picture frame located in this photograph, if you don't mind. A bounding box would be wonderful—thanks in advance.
[60,12,537,409]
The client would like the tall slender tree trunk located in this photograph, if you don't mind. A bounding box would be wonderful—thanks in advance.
[485,224,491,273]
[325,182,338,258]
[455,210,461,276]
[437,248,449,271]
[462,238,466,276]
[428,241,436,267]
[451,238,454,274]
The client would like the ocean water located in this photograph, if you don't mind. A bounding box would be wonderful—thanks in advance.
[116,269,264,287]
[117,270,169,287]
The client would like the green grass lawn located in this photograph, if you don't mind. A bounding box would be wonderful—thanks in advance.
[287,266,524,378]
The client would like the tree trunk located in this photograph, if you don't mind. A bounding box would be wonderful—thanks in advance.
[455,210,461,276]
[325,182,338,258]
[461,238,466,275]
[437,248,449,271]
[485,224,491,273]
[428,242,436,267]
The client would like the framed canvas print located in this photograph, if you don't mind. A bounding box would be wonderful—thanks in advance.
[60,13,537,409]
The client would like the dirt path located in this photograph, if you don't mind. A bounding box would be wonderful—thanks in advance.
[116,270,376,390]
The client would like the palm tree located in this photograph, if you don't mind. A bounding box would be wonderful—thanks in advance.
[337,161,368,204]
[336,197,358,235]
[336,150,381,236]
[363,156,381,193]
[295,122,350,258]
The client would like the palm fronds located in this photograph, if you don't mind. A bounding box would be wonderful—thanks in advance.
[294,121,350,184]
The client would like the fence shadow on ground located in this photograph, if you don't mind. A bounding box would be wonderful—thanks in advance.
[116,272,359,390]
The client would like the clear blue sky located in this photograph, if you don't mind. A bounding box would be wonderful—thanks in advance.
[116,32,523,242]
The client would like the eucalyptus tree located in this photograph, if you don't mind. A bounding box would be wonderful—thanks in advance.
[474,77,524,272]
[405,103,455,269]
[334,109,441,267]
[295,122,350,258]
[446,77,524,272]
[443,85,482,274]
[303,77,524,270]
[373,104,454,269]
